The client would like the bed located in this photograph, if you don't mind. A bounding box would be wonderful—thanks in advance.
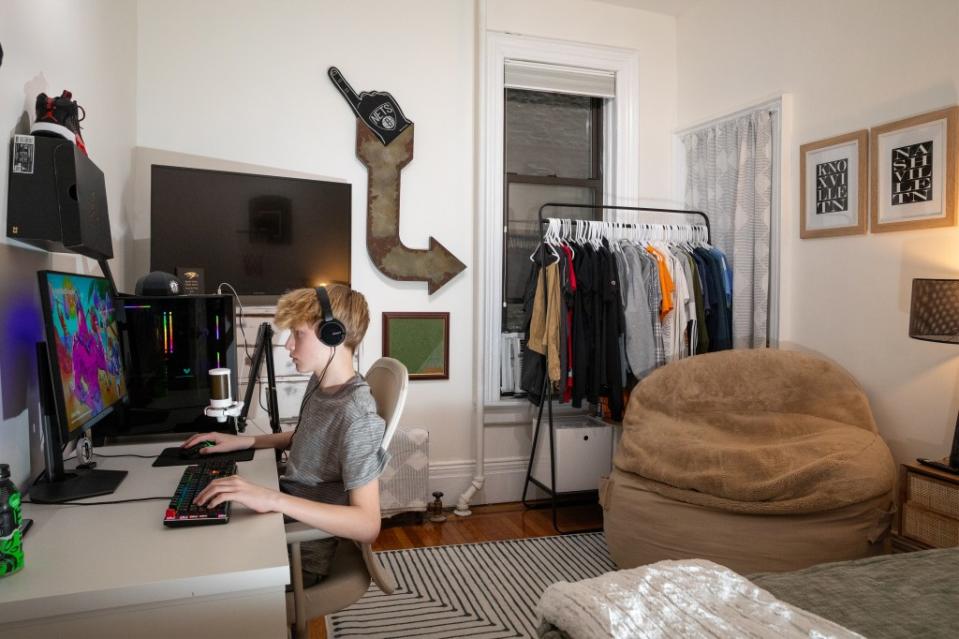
[751,547,958,639]
[536,547,959,638]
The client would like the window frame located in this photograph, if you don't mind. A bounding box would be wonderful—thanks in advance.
[478,32,640,412]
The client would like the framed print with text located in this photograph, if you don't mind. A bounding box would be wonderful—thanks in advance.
[870,106,958,233]
[800,129,868,239]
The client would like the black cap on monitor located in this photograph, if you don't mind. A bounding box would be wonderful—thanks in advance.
[135,271,184,296]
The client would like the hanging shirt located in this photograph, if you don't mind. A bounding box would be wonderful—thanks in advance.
[593,247,609,403]
[685,250,709,354]
[642,249,666,368]
[646,245,676,363]
[695,247,732,351]
[611,241,631,385]
[670,247,690,358]
[714,248,734,347]
[666,246,690,363]
[601,245,625,421]
[621,245,658,378]
[571,245,594,408]
[691,249,711,312]
[520,254,547,404]
[682,250,708,356]
[561,244,577,403]
[527,260,562,382]
[715,249,732,307]
[646,246,675,319]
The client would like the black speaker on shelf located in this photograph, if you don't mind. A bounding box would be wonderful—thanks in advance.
[6,135,113,260]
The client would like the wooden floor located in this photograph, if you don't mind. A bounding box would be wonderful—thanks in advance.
[309,501,604,639]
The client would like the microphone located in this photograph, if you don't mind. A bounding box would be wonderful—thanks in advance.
[204,368,243,423]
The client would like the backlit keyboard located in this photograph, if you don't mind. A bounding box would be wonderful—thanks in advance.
[163,460,236,527]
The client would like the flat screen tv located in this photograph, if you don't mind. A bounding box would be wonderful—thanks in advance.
[150,165,351,294]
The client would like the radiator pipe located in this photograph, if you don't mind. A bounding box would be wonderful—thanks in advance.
[457,0,486,518]
[455,474,484,517]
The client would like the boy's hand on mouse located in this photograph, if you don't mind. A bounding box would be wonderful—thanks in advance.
[181,432,254,454]
[194,475,279,513]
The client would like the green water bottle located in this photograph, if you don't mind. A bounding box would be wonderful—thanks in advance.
[0,464,24,577]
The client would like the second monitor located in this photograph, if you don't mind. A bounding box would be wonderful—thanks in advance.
[33,270,128,502]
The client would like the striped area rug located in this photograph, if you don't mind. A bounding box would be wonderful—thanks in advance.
[328,533,615,639]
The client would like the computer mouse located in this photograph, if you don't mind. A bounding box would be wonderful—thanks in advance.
[179,440,216,459]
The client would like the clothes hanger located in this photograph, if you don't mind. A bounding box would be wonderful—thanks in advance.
[547,219,561,262]
[530,218,559,263]
[561,218,576,260]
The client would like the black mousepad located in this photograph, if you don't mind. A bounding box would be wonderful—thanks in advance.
[152,447,255,467]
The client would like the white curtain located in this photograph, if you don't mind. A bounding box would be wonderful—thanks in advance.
[682,110,772,349]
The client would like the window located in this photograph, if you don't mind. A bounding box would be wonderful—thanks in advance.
[481,32,639,408]
[500,89,603,395]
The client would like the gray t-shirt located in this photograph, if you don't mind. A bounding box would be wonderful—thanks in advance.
[280,374,388,577]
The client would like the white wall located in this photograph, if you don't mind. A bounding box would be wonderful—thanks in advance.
[676,0,959,465]
[0,0,138,488]
[135,0,678,503]
[135,0,477,478]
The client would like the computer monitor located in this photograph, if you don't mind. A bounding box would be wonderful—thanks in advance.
[31,270,128,502]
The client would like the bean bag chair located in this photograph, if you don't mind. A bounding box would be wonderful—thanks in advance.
[602,348,897,573]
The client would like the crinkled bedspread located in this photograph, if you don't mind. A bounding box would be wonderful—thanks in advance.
[752,548,959,639]
[536,558,862,639]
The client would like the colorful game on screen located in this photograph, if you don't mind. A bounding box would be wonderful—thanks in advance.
[43,273,126,433]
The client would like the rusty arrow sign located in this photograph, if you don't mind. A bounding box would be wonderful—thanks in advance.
[356,122,465,294]
[330,67,466,294]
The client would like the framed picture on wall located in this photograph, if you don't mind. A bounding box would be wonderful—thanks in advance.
[799,129,868,239]
[382,312,450,380]
[870,106,958,232]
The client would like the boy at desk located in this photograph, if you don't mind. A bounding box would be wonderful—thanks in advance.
[185,285,388,587]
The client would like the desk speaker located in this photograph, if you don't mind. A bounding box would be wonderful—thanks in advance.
[7,135,113,260]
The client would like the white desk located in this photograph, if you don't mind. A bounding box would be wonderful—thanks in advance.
[0,443,290,638]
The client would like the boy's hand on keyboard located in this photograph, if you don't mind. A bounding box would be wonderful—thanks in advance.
[194,475,279,514]
[181,432,254,455]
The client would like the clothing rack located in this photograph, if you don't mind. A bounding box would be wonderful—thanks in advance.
[521,203,711,534]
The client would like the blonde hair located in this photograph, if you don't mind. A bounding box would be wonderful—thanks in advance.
[274,285,370,350]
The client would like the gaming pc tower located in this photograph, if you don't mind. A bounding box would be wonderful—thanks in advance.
[110,294,238,438]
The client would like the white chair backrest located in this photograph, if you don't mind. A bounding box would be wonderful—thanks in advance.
[365,357,409,452]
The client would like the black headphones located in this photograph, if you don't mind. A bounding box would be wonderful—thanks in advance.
[315,286,346,347]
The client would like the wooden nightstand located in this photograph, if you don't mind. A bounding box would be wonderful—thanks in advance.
[896,462,959,550]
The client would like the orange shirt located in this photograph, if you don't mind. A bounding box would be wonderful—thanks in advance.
[646,246,674,320]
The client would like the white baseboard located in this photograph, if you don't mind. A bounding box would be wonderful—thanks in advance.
[428,456,549,506]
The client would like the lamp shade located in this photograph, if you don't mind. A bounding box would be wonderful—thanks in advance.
[909,278,959,344]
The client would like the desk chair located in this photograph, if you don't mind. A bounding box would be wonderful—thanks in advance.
[286,357,409,638]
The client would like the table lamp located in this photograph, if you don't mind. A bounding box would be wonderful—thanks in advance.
[909,278,959,474]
